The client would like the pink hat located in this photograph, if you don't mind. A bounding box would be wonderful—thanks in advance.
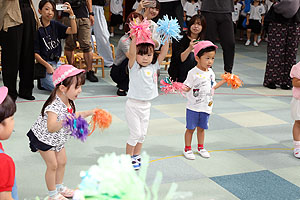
[194,40,218,57]
[53,65,85,86]
[0,86,8,104]
[136,37,155,46]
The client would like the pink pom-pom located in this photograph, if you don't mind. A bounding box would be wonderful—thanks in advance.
[128,19,152,41]
[160,77,185,96]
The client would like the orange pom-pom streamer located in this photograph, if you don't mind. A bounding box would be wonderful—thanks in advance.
[221,73,243,89]
[89,109,112,135]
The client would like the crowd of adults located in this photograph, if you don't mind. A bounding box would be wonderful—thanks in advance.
[0,0,300,101]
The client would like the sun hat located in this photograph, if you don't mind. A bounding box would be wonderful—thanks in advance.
[0,86,8,104]
[136,37,155,46]
[194,40,218,57]
[53,65,85,86]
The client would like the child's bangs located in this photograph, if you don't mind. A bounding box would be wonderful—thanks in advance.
[137,43,154,55]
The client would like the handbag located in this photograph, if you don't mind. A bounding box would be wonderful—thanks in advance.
[33,63,46,79]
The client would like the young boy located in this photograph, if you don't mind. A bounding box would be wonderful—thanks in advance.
[0,86,18,199]
[182,41,226,160]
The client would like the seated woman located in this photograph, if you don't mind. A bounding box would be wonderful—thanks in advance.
[34,0,76,91]
[110,12,144,96]
[168,14,206,82]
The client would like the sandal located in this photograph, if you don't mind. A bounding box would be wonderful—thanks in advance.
[48,193,68,200]
[59,186,75,198]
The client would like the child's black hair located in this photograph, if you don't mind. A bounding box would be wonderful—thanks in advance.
[41,72,85,116]
[196,46,217,58]
[0,95,16,123]
[136,43,158,66]
[39,0,56,11]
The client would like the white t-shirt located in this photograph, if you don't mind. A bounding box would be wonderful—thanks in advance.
[232,3,242,22]
[183,67,216,114]
[184,2,201,18]
[248,4,265,22]
[31,96,71,147]
[110,0,123,15]
[127,61,159,101]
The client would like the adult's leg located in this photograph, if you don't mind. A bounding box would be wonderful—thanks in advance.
[18,4,36,97]
[0,25,22,100]
[92,6,114,66]
[216,13,235,73]
[202,12,218,43]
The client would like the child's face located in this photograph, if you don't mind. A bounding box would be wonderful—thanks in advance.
[145,7,159,20]
[190,20,202,35]
[195,51,216,71]
[39,2,55,21]
[0,116,15,140]
[63,78,82,101]
[136,49,154,67]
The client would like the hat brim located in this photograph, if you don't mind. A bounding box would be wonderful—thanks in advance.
[54,68,86,86]
[0,86,8,104]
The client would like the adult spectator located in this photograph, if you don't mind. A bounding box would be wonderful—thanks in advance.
[201,0,235,73]
[110,12,144,96]
[62,0,98,82]
[158,0,185,31]
[263,0,300,90]
[0,0,40,101]
[168,15,206,82]
[91,0,114,67]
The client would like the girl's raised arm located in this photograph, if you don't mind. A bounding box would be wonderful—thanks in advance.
[128,36,137,69]
[157,40,169,65]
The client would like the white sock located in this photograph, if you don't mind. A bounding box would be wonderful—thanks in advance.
[49,189,58,197]
[56,184,64,191]
[294,140,300,149]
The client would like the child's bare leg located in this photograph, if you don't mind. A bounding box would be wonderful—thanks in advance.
[126,143,135,156]
[55,148,67,185]
[253,33,258,42]
[196,127,205,145]
[133,143,143,155]
[39,150,57,191]
[293,120,300,141]
[185,128,195,147]
[246,29,251,40]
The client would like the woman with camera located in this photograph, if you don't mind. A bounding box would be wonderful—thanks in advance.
[34,0,77,91]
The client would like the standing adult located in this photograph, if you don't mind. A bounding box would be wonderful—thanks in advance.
[91,0,114,67]
[168,15,206,82]
[62,0,98,82]
[0,0,40,101]
[201,0,235,73]
[158,0,184,31]
[263,0,300,90]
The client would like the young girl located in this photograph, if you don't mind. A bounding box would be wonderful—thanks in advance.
[35,0,77,91]
[125,35,170,170]
[290,62,300,158]
[27,65,95,200]
[245,0,265,46]
[182,41,226,160]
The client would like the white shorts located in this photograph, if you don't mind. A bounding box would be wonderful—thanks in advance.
[291,97,300,120]
[125,98,151,146]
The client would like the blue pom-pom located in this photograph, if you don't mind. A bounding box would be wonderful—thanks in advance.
[157,15,182,45]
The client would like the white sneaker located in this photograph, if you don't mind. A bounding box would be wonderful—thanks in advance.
[198,148,210,158]
[253,41,258,47]
[110,32,114,37]
[294,148,300,158]
[119,24,123,30]
[257,38,262,44]
[183,149,195,160]
[245,40,251,46]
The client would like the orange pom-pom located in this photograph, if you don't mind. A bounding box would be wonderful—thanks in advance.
[89,109,112,135]
[221,73,243,89]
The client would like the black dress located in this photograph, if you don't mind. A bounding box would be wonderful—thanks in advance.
[168,34,197,83]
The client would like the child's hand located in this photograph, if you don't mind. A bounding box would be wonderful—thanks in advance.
[182,85,190,92]
[63,2,74,16]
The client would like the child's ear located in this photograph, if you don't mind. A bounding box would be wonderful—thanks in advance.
[59,84,67,93]
[195,55,200,62]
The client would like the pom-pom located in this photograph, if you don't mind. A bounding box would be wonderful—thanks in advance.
[157,15,182,45]
[89,109,112,135]
[63,114,89,142]
[221,73,243,89]
[128,18,152,41]
[160,77,185,96]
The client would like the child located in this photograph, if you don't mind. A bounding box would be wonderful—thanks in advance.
[290,62,300,158]
[35,0,77,91]
[232,0,243,34]
[125,35,170,170]
[182,41,226,160]
[183,0,202,22]
[110,0,124,37]
[245,0,265,46]
[0,87,18,200]
[27,65,95,200]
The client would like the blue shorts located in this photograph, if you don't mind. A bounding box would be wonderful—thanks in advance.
[186,109,210,130]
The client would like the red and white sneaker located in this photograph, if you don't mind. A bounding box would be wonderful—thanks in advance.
[294,148,300,158]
